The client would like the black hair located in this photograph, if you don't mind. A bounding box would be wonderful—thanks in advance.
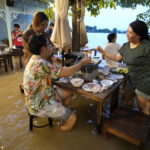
[50,23,54,27]
[130,20,150,41]
[28,34,47,55]
[14,24,20,28]
[107,33,116,42]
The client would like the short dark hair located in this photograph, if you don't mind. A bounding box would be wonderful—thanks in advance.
[130,20,149,41]
[107,33,116,42]
[28,34,47,55]
[14,24,20,28]
[50,23,54,27]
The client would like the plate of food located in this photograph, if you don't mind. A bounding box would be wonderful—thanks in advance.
[82,83,101,93]
[70,78,84,87]
[110,67,128,74]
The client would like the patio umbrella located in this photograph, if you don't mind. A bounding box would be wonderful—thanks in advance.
[80,3,88,47]
[51,0,72,51]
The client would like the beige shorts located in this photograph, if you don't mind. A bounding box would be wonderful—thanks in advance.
[34,86,72,120]
[35,100,72,121]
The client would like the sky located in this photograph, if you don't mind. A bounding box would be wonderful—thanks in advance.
[68,5,149,31]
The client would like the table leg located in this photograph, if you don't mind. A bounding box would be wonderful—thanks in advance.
[9,55,13,70]
[110,87,119,114]
[3,56,8,72]
[97,102,103,134]
[19,54,23,68]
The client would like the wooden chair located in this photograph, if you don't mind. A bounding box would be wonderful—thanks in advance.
[27,109,53,131]
[103,107,150,149]
[0,53,13,72]
[0,56,8,72]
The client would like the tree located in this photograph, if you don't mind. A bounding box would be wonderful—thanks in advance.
[113,0,150,27]
[112,28,117,34]
[137,9,150,27]
[42,0,150,26]
[42,0,150,52]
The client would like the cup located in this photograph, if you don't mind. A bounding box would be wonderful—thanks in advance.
[103,65,110,76]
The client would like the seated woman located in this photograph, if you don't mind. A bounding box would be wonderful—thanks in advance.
[23,34,91,131]
[96,20,150,115]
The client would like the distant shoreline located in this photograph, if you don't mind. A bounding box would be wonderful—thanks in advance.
[86,31,126,34]
[85,25,126,34]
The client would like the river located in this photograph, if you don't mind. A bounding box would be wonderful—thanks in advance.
[87,32,127,48]
[0,35,149,150]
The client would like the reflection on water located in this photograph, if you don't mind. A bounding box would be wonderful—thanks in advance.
[0,58,149,150]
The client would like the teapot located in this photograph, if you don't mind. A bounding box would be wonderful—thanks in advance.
[80,60,102,73]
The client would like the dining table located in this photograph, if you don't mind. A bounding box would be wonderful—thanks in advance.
[52,76,124,133]
[0,51,13,72]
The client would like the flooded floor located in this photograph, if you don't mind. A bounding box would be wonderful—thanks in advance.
[0,56,149,150]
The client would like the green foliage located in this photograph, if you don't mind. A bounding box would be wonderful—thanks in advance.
[85,0,116,17]
[114,0,150,28]
[41,0,150,27]
[44,6,54,21]
[137,9,150,28]
[42,1,54,21]
[113,0,150,8]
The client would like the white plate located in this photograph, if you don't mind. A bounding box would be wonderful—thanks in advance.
[82,83,101,93]
[107,77,118,83]
[100,79,113,88]
[109,74,124,80]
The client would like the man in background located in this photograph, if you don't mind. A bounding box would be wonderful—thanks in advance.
[103,33,121,68]
[46,23,54,37]
[12,24,24,49]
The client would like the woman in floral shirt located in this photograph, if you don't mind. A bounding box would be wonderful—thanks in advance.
[24,34,91,131]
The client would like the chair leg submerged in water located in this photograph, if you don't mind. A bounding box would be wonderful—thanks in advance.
[29,114,53,131]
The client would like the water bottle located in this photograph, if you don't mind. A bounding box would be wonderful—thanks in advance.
[94,50,97,56]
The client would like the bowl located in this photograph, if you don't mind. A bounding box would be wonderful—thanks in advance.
[70,78,84,87]
[100,79,113,89]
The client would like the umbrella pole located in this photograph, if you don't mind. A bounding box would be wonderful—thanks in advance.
[62,50,65,66]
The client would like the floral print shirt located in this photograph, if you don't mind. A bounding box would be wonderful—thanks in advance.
[23,55,61,114]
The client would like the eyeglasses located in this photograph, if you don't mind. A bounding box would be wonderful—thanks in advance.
[46,43,51,46]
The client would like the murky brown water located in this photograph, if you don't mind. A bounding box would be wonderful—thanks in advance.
[0,57,149,150]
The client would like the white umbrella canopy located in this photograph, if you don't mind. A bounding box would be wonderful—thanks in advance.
[51,0,72,50]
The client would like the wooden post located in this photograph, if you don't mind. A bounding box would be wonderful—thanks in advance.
[77,0,81,51]
[72,0,77,51]
[5,5,13,48]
